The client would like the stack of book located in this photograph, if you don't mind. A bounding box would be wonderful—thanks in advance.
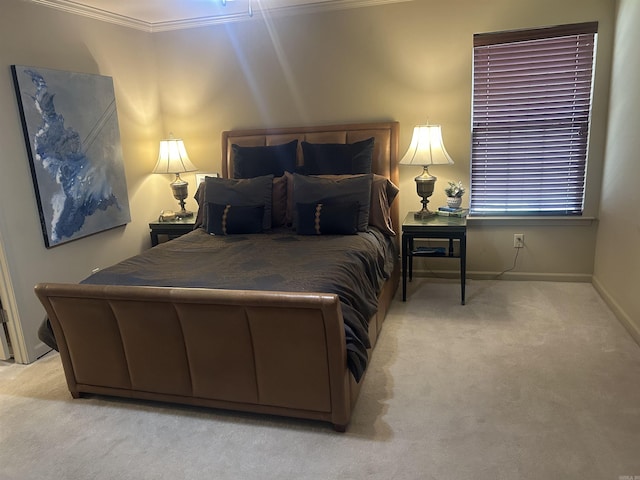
[436,206,469,217]
[412,246,447,256]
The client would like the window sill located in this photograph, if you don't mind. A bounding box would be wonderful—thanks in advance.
[466,216,596,226]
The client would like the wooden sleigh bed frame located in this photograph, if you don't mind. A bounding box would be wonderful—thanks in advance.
[34,121,400,431]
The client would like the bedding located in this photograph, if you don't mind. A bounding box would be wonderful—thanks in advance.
[271,174,288,226]
[301,137,374,174]
[194,174,287,229]
[283,172,397,235]
[81,226,396,381]
[317,174,399,236]
[200,174,274,230]
[291,173,373,232]
[206,203,264,235]
[296,201,360,235]
[232,139,298,178]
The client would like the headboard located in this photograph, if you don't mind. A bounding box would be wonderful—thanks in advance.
[221,121,400,232]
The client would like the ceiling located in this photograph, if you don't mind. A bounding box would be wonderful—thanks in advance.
[28,0,409,31]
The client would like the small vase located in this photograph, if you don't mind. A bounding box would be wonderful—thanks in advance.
[447,196,462,209]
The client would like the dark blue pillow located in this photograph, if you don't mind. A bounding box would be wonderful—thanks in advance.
[203,175,273,230]
[206,203,264,235]
[292,173,372,232]
[232,140,298,178]
[296,202,360,235]
[301,137,374,175]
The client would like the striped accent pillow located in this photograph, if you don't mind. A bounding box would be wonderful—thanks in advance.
[295,201,359,235]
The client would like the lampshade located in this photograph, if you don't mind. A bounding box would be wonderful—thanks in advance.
[152,137,197,174]
[399,125,454,167]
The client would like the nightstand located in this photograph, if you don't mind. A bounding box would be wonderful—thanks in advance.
[149,216,197,246]
[402,213,467,304]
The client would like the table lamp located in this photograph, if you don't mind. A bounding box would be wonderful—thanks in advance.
[152,135,198,218]
[400,124,454,219]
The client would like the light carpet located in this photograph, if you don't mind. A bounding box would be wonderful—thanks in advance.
[1,279,639,480]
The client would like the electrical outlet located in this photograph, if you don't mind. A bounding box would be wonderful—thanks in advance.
[513,233,524,248]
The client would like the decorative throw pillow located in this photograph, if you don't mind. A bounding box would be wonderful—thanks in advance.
[301,137,374,175]
[370,174,399,236]
[203,175,273,230]
[284,171,295,226]
[271,174,288,227]
[292,173,372,232]
[312,174,398,236]
[232,140,298,179]
[296,202,359,235]
[193,175,220,229]
[206,203,264,235]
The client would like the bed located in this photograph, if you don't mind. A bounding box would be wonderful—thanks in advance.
[35,121,400,431]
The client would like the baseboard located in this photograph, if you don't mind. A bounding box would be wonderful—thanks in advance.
[592,275,640,347]
[411,269,593,283]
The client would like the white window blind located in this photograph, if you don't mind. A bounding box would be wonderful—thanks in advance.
[471,22,598,215]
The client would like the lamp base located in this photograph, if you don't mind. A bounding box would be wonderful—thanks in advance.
[414,166,437,221]
[175,198,193,218]
[414,209,436,220]
[171,173,192,219]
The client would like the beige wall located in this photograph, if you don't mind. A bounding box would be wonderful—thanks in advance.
[593,0,640,342]
[153,0,614,281]
[0,0,626,362]
[0,0,163,361]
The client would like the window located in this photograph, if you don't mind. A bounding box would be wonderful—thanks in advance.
[470,22,598,215]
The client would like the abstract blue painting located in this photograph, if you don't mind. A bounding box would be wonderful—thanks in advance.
[11,65,131,248]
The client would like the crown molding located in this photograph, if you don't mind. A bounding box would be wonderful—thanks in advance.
[27,0,152,31]
[26,0,412,32]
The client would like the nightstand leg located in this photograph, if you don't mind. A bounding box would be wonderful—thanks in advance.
[408,237,414,281]
[460,234,467,305]
[402,235,408,301]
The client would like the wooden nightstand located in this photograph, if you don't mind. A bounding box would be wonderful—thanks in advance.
[402,213,467,304]
[149,216,197,246]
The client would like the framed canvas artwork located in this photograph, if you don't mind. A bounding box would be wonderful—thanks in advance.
[11,65,131,248]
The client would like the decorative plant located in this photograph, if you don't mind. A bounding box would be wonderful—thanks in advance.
[445,181,466,198]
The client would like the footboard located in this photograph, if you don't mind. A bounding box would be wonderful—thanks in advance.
[34,283,355,430]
